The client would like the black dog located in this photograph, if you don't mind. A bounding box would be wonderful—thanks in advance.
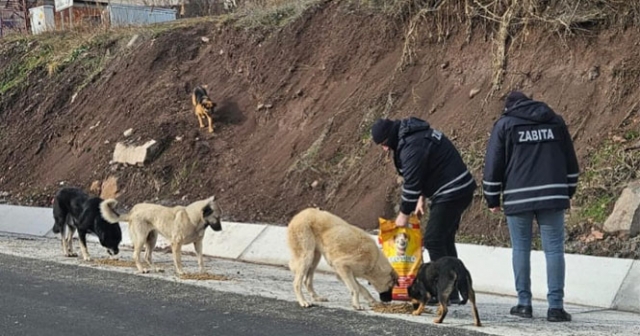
[52,187,122,261]
[407,256,481,326]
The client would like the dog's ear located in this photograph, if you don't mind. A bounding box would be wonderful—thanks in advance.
[408,277,427,300]
[202,204,213,218]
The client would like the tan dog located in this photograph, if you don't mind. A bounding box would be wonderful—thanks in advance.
[192,85,216,133]
[287,208,398,310]
[99,197,222,275]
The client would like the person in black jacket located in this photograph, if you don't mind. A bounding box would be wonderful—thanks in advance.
[483,91,579,323]
[371,117,477,303]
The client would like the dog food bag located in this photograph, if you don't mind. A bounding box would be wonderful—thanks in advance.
[377,214,422,301]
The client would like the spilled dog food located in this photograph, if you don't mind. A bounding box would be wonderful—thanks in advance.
[372,302,432,315]
[179,272,230,281]
[92,258,137,268]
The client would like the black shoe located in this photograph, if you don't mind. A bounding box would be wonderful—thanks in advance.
[510,305,533,318]
[547,308,572,322]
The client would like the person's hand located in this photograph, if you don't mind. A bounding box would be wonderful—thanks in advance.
[395,212,409,227]
[489,207,502,213]
[414,196,425,219]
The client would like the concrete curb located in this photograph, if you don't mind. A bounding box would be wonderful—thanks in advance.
[0,204,53,237]
[613,260,640,312]
[1,204,638,312]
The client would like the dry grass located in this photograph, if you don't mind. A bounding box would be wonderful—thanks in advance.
[359,0,640,90]
[236,0,321,29]
[371,302,432,314]
[571,131,640,227]
[179,272,231,281]
[286,117,335,175]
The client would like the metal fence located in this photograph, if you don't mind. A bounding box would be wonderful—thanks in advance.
[108,3,176,27]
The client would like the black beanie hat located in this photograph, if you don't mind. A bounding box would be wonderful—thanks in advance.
[505,91,530,110]
[371,118,395,144]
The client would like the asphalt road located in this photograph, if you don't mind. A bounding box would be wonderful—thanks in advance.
[0,253,491,336]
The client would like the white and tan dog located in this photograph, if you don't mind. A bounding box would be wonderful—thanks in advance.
[287,207,398,310]
[99,196,222,275]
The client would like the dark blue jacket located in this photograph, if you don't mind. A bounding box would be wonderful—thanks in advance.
[482,99,580,215]
[393,118,476,215]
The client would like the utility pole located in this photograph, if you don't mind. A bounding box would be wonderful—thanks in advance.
[22,0,30,33]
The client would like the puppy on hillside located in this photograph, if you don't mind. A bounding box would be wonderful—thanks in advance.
[192,85,217,133]
[407,256,481,327]
[287,207,399,310]
[52,187,122,261]
[100,196,222,275]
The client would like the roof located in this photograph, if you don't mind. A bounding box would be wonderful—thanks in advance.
[83,0,183,6]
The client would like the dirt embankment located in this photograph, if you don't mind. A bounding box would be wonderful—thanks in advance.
[1,0,639,258]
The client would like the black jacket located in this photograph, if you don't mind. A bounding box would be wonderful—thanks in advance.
[482,99,580,215]
[392,118,476,215]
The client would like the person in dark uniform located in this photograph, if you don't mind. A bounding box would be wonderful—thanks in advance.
[371,117,477,304]
[483,91,579,322]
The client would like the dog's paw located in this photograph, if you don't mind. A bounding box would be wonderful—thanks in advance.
[65,252,78,258]
[136,269,150,274]
[155,268,165,273]
[352,305,365,311]
[412,310,423,316]
[298,301,313,308]
[432,318,443,324]
[313,296,328,302]
[83,256,92,261]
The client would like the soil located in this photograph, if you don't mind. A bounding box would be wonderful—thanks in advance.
[1,1,639,258]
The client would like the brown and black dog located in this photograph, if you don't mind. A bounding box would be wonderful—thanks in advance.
[192,85,216,133]
[407,256,481,327]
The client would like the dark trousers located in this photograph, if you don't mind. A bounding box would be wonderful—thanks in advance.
[423,193,473,301]
[423,193,473,264]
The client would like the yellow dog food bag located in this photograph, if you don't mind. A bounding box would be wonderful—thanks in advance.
[377,214,423,301]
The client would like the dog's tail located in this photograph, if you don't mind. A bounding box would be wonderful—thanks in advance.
[51,196,65,234]
[286,208,319,271]
[99,199,129,223]
[456,267,473,305]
